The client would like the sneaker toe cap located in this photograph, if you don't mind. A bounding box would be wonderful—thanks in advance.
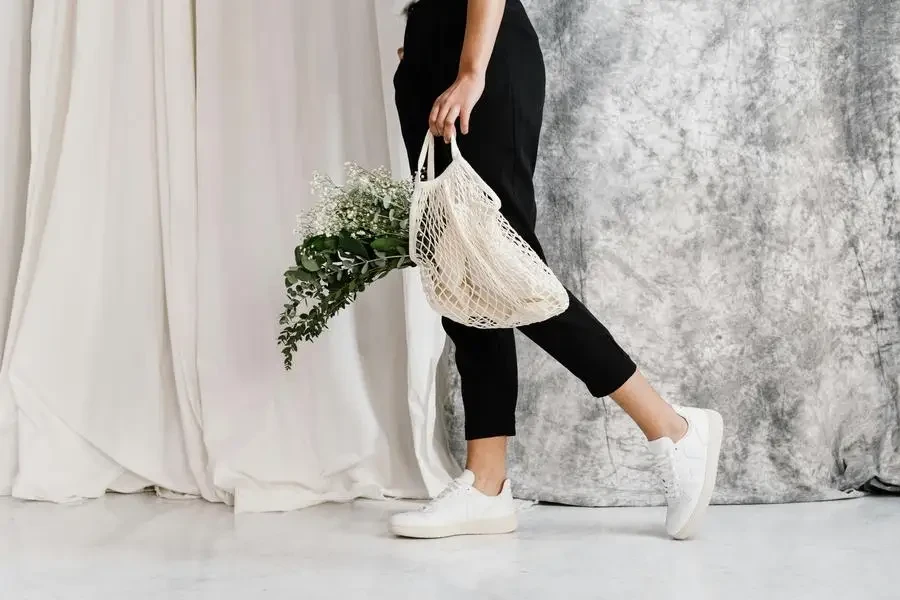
[665,497,699,538]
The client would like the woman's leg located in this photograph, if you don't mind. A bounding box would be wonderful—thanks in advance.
[393,19,518,524]
[462,3,720,541]
[463,436,508,495]
[397,0,687,488]
[392,0,720,541]
[455,3,688,443]
[394,0,514,497]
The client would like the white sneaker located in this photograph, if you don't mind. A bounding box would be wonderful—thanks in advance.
[649,405,724,540]
[389,470,518,539]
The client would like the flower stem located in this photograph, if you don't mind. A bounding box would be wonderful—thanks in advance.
[340,254,409,271]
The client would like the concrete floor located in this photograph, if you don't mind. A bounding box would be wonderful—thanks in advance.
[1,494,897,600]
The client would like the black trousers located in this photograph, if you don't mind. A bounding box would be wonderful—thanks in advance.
[394,0,637,440]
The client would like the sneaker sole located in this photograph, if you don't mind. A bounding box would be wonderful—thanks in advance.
[390,514,518,539]
[671,409,724,540]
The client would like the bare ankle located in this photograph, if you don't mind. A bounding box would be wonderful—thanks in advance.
[470,471,506,496]
[465,462,507,496]
[645,415,689,443]
[671,415,689,442]
[465,436,508,496]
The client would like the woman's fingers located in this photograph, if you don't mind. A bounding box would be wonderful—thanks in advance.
[459,102,472,135]
[434,93,456,138]
[429,95,446,136]
[430,84,469,140]
[442,104,461,143]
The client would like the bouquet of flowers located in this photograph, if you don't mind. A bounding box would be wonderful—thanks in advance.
[278,164,415,369]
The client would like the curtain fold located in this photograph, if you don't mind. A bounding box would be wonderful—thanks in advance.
[1,0,204,501]
[0,0,453,510]
[191,0,454,512]
[375,0,460,497]
[0,0,33,495]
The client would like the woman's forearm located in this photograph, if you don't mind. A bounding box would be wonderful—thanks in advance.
[458,0,505,77]
[427,0,505,139]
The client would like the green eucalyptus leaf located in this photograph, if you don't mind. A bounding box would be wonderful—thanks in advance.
[339,233,370,258]
[371,236,406,252]
[306,235,326,251]
[300,254,320,272]
[280,175,419,368]
[296,269,317,283]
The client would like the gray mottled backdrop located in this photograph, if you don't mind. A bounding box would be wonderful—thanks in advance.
[443,0,900,504]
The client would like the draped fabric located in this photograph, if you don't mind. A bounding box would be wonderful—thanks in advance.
[0,0,201,500]
[0,0,456,510]
[191,0,456,511]
[0,0,33,492]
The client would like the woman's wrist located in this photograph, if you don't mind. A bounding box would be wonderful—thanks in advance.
[458,65,486,81]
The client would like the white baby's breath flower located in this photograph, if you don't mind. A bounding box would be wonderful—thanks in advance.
[296,162,411,241]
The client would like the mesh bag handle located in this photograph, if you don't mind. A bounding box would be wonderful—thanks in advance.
[414,132,500,209]
[415,132,462,180]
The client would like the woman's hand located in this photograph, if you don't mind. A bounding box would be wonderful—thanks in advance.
[429,71,486,143]
[428,0,502,142]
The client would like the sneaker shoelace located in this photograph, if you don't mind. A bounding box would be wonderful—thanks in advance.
[656,447,684,500]
[422,479,469,512]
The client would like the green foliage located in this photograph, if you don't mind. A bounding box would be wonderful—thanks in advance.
[278,165,415,369]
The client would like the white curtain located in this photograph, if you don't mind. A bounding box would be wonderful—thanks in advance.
[0,0,33,492]
[0,0,456,510]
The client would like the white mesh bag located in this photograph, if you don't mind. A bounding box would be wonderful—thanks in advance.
[409,133,570,328]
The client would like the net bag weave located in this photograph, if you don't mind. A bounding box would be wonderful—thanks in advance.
[409,133,569,328]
